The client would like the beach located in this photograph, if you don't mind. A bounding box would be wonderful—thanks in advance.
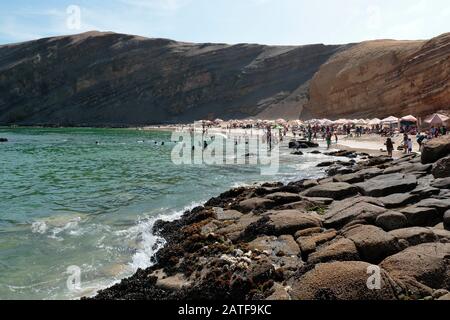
[92,133,450,301]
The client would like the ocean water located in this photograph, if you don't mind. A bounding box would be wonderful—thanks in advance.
[0,127,329,300]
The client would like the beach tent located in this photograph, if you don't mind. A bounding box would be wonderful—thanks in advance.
[425,113,449,125]
[368,118,381,125]
[401,115,418,123]
[381,116,399,124]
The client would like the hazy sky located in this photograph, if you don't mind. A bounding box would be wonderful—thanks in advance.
[1,0,449,45]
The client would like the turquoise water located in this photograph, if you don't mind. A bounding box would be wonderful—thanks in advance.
[0,127,327,300]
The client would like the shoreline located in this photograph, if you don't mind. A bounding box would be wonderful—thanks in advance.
[91,134,450,301]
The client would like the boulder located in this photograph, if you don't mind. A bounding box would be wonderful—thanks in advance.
[300,196,334,205]
[237,198,275,213]
[302,179,319,189]
[248,235,300,257]
[410,185,441,198]
[444,210,450,231]
[432,156,450,178]
[215,209,243,221]
[379,193,419,209]
[415,198,450,214]
[0,138,7,142]
[307,237,360,264]
[296,230,337,251]
[290,261,400,300]
[342,225,401,264]
[216,214,260,241]
[324,199,387,229]
[355,173,417,198]
[244,210,322,238]
[421,135,450,164]
[302,182,359,201]
[389,227,438,246]
[431,177,450,189]
[376,212,408,231]
[380,243,450,290]
[266,283,291,300]
[401,206,441,227]
[264,192,302,205]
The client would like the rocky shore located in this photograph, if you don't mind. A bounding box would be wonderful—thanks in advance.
[92,135,450,301]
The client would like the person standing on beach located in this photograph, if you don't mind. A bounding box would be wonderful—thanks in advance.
[385,138,394,157]
[326,132,332,149]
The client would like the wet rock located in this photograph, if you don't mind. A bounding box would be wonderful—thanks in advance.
[307,237,360,264]
[342,225,401,264]
[401,206,441,227]
[324,199,387,229]
[431,177,450,189]
[0,138,7,142]
[421,134,450,164]
[355,173,417,198]
[378,193,419,209]
[264,192,302,206]
[389,227,438,246]
[432,156,450,178]
[375,211,408,231]
[309,150,322,154]
[237,198,276,213]
[291,151,304,156]
[302,182,359,201]
[290,261,400,300]
[380,243,450,290]
[248,235,300,257]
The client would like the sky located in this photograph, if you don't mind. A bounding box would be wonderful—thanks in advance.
[0,0,449,45]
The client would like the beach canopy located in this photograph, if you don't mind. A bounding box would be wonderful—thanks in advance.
[425,113,449,125]
[355,119,367,125]
[401,115,418,122]
[368,118,381,125]
[334,119,349,125]
[381,116,399,124]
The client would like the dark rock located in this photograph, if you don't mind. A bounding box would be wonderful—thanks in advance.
[243,210,322,238]
[431,177,450,189]
[0,138,7,142]
[342,224,401,264]
[264,192,302,206]
[389,227,438,246]
[324,196,386,229]
[444,210,450,231]
[317,161,335,168]
[380,243,450,291]
[290,261,401,300]
[421,135,450,164]
[355,173,417,198]
[291,151,304,156]
[415,198,450,214]
[236,198,276,213]
[432,156,450,178]
[309,150,321,154]
[375,211,408,231]
[401,206,441,227]
[307,237,360,264]
[302,182,359,201]
[379,193,419,209]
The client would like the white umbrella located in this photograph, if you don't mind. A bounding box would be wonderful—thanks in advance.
[401,115,418,122]
[381,116,399,124]
[368,118,381,125]
[356,119,367,125]
[425,113,449,125]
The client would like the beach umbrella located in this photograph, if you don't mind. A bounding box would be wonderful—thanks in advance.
[368,118,381,125]
[334,119,348,125]
[425,113,449,125]
[355,119,367,125]
[401,115,418,123]
[214,118,224,123]
[381,116,399,124]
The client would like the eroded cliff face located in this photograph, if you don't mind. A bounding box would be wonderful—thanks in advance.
[0,31,448,126]
[0,31,340,126]
[303,33,450,120]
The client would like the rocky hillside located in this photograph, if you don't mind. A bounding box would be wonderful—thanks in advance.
[0,31,448,126]
[304,33,450,120]
[0,31,341,126]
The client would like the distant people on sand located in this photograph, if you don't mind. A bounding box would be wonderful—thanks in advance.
[326,132,332,149]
